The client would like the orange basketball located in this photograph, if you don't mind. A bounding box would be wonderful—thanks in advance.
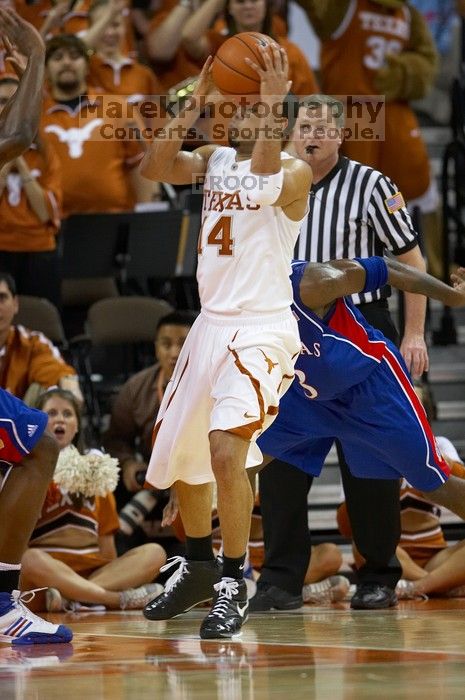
[211,32,274,96]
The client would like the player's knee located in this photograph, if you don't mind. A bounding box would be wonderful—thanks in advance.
[21,547,50,572]
[141,542,167,567]
[210,448,238,482]
[315,543,343,575]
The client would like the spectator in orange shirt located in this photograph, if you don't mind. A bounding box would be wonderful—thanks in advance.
[42,34,154,217]
[0,76,62,306]
[87,0,163,102]
[180,0,319,96]
[0,272,82,402]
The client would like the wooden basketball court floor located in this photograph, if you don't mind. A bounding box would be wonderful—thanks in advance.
[2,599,465,699]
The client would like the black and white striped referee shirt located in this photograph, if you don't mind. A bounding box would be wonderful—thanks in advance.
[295,156,419,305]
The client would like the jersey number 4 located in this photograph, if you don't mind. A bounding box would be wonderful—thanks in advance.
[198,216,234,256]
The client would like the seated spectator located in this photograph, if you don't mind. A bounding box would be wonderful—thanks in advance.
[87,0,163,101]
[0,272,82,402]
[180,0,319,96]
[103,310,197,553]
[42,34,154,217]
[144,0,204,91]
[0,76,62,306]
[20,388,166,611]
[338,441,465,600]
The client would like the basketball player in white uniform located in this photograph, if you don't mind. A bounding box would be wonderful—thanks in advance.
[140,45,311,638]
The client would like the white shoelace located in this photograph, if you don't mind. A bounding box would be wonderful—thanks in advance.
[11,588,47,607]
[160,556,189,594]
[210,579,240,620]
[4,588,48,620]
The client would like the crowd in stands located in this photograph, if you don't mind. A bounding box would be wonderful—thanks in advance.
[0,0,464,612]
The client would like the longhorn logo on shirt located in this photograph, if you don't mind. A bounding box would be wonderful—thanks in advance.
[44,119,104,159]
[6,170,41,207]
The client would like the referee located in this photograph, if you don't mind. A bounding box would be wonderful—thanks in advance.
[253,94,429,611]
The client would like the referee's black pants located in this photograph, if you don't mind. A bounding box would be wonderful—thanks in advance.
[258,299,402,595]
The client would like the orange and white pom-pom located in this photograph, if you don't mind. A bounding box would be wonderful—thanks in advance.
[53,445,120,498]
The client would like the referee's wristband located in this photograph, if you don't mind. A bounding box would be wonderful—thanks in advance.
[353,256,388,294]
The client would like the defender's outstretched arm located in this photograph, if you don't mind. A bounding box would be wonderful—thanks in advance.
[299,258,465,311]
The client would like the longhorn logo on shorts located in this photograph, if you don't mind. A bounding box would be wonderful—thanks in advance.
[258,349,278,374]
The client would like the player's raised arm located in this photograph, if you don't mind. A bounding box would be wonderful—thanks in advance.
[140,57,217,185]
[245,44,311,217]
[0,9,45,168]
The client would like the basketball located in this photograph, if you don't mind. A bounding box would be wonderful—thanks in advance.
[211,32,275,96]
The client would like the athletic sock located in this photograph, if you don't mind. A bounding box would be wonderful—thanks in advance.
[222,553,246,580]
[0,563,21,612]
[185,535,215,561]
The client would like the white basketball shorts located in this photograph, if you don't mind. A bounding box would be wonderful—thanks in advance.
[145,309,300,489]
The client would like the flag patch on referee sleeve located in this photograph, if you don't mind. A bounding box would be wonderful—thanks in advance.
[384,192,405,214]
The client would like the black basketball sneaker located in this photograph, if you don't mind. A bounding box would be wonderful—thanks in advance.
[143,556,222,620]
[200,577,249,639]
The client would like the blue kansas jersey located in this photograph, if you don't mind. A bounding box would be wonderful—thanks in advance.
[290,260,391,400]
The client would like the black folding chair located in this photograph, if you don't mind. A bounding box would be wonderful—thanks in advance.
[75,296,173,436]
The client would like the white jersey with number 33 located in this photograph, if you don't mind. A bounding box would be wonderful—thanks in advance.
[197,147,304,316]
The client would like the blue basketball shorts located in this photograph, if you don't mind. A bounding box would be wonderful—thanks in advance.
[258,345,450,492]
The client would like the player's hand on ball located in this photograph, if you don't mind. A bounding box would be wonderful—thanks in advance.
[193,56,221,104]
[244,42,291,101]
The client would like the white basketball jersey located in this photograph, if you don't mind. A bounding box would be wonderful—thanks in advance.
[197,147,304,316]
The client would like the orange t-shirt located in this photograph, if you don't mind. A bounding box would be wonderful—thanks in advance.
[29,480,120,574]
[0,141,62,253]
[88,54,163,99]
[1,325,76,399]
[320,0,412,97]
[147,0,204,90]
[41,93,145,217]
[319,0,431,201]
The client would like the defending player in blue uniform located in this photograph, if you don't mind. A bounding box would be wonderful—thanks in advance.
[0,9,72,645]
[258,257,465,516]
